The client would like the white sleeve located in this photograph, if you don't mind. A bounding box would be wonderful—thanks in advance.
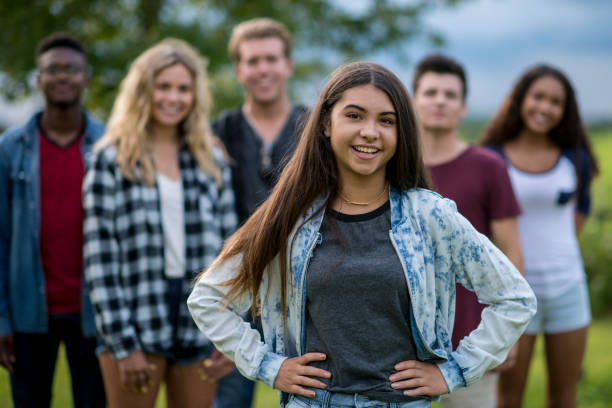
[433,198,537,390]
[187,255,287,388]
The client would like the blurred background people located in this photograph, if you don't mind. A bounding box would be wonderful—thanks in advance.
[411,54,523,408]
[211,18,306,408]
[214,17,306,223]
[481,64,598,408]
[83,38,237,408]
[0,32,106,408]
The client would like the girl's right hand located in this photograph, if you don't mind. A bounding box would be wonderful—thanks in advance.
[118,351,156,393]
[273,352,331,397]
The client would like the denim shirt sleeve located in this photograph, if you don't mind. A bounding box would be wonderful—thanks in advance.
[0,140,12,335]
[433,198,536,390]
[82,150,140,359]
[188,255,287,388]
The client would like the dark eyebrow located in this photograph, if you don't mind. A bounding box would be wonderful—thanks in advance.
[343,104,366,112]
[342,104,397,116]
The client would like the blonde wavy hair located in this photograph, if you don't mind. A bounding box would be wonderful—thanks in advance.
[96,38,222,186]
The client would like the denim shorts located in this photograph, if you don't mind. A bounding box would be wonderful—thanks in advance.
[287,389,431,408]
[524,278,591,335]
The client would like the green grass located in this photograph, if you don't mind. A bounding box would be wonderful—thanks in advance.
[2,317,611,407]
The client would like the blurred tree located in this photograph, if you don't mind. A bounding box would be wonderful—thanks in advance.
[0,0,465,117]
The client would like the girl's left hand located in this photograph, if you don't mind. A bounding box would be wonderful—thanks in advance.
[389,360,449,396]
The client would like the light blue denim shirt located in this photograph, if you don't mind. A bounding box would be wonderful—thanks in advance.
[188,187,536,403]
[0,111,104,336]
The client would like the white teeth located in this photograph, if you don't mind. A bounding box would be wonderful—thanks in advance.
[354,146,378,153]
[255,78,272,86]
[159,106,181,113]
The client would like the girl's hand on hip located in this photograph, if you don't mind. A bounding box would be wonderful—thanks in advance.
[273,352,331,398]
[390,360,449,396]
[118,351,156,393]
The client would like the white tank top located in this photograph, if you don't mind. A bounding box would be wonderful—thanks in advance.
[507,155,585,298]
[157,173,186,278]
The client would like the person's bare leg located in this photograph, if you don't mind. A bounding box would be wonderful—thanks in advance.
[165,358,218,408]
[98,352,167,408]
[497,334,537,408]
[544,327,588,408]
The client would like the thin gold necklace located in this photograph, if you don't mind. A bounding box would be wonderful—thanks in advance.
[339,183,389,206]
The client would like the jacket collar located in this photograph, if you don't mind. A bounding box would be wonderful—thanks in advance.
[298,186,408,233]
[19,109,96,146]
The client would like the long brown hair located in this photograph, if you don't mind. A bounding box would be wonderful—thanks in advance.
[479,64,598,177]
[209,61,428,316]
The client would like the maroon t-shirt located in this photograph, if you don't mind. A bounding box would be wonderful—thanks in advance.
[39,131,85,315]
[428,146,521,349]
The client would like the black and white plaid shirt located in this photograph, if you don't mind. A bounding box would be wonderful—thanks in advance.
[83,144,237,359]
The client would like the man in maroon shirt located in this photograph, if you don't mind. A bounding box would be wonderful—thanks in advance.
[412,54,523,408]
[0,33,105,407]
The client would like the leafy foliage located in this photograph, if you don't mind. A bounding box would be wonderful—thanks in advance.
[580,129,612,317]
[0,0,465,117]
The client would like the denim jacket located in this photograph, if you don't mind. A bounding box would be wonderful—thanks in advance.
[188,187,536,402]
[0,111,105,336]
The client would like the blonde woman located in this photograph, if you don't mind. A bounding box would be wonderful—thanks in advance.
[83,39,237,408]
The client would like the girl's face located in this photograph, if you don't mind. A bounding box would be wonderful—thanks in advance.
[151,63,194,129]
[326,84,398,184]
[520,75,566,136]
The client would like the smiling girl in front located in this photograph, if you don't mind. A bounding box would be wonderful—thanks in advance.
[188,62,536,408]
[481,65,598,408]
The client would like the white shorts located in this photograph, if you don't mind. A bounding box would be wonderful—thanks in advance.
[525,279,591,335]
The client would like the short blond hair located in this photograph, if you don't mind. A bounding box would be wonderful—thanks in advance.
[228,18,292,62]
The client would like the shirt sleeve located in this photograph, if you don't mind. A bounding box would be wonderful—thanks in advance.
[566,148,593,215]
[188,255,287,388]
[83,151,140,359]
[218,161,238,240]
[433,198,536,390]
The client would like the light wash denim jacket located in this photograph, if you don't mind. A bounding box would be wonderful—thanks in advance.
[188,187,536,403]
[0,111,104,336]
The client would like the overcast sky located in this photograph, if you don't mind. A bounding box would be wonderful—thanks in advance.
[379,0,612,121]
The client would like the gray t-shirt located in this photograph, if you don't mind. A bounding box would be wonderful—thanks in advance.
[305,201,421,402]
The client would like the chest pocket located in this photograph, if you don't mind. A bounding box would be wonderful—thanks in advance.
[557,190,575,205]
